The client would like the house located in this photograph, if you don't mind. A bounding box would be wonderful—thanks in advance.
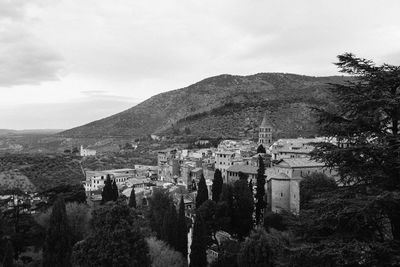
[271,158,335,179]
[80,145,96,157]
[214,150,236,181]
[266,172,300,214]
[226,164,258,183]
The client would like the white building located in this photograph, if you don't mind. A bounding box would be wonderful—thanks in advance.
[83,168,135,191]
[258,114,273,146]
[80,145,96,157]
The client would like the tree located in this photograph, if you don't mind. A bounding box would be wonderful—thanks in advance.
[256,144,266,154]
[300,172,337,209]
[129,186,137,208]
[311,53,400,189]
[176,196,188,258]
[237,227,286,267]
[72,203,150,267]
[217,184,234,234]
[112,180,119,201]
[40,184,86,208]
[36,202,91,245]
[197,200,217,247]
[232,179,254,240]
[311,53,400,239]
[2,240,15,267]
[196,175,208,209]
[42,197,72,267]
[255,155,266,224]
[189,216,207,267]
[148,188,174,239]
[101,174,113,204]
[161,204,178,250]
[211,169,223,202]
[146,237,187,267]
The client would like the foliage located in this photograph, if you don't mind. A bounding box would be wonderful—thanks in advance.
[255,155,266,224]
[72,202,150,267]
[195,175,208,209]
[39,184,86,209]
[147,188,174,239]
[35,202,91,245]
[101,174,113,204]
[256,144,266,154]
[176,196,188,258]
[42,197,72,267]
[232,179,254,240]
[128,186,137,208]
[211,169,223,202]
[146,237,187,267]
[197,200,217,247]
[161,203,178,250]
[189,216,207,267]
[0,154,84,192]
[112,180,119,201]
[217,184,234,234]
[300,172,337,209]
[3,240,15,267]
[209,239,240,267]
[237,227,287,267]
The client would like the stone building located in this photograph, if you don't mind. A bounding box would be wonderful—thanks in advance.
[258,114,273,147]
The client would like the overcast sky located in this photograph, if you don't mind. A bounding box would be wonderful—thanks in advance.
[1,0,400,129]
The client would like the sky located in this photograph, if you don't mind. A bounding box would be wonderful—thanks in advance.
[1,0,400,130]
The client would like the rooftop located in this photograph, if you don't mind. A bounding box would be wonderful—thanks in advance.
[276,158,325,168]
[227,164,258,174]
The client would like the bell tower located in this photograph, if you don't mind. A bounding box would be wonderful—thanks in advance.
[258,113,273,146]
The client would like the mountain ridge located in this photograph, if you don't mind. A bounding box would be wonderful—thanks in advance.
[59,73,345,139]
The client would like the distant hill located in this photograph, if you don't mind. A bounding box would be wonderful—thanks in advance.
[60,73,346,139]
[0,154,84,192]
[0,129,64,136]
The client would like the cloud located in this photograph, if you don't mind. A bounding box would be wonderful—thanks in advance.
[0,0,64,87]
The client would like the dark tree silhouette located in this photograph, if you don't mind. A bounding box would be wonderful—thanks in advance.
[232,179,254,240]
[128,186,137,208]
[212,169,223,202]
[189,216,207,267]
[256,144,266,154]
[255,155,266,224]
[101,174,113,204]
[42,198,72,267]
[112,180,119,201]
[196,175,208,209]
[176,196,188,257]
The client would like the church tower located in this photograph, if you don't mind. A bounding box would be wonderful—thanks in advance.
[258,114,273,146]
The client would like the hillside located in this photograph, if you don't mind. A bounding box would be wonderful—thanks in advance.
[60,73,345,139]
[0,154,85,192]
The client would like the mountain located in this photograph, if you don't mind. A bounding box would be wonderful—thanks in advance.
[60,73,345,140]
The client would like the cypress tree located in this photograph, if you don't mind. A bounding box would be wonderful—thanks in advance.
[189,216,207,267]
[3,240,14,267]
[177,196,188,258]
[129,186,137,208]
[112,180,119,201]
[256,144,266,154]
[233,179,254,240]
[43,197,72,267]
[161,204,178,250]
[196,174,208,209]
[101,174,113,204]
[212,169,223,202]
[255,155,266,224]
[248,180,253,194]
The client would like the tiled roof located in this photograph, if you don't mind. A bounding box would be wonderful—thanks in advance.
[227,164,258,174]
[277,158,325,168]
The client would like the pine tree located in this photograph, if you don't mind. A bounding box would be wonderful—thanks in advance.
[189,216,207,267]
[43,197,72,267]
[219,183,234,233]
[212,169,223,202]
[255,155,266,224]
[177,196,188,258]
[3,240,14,267]
[112,180,119,201]
[196,174,208,209]
[101,174,113,204]
[248,180,253,194]
[129,186,137,208]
